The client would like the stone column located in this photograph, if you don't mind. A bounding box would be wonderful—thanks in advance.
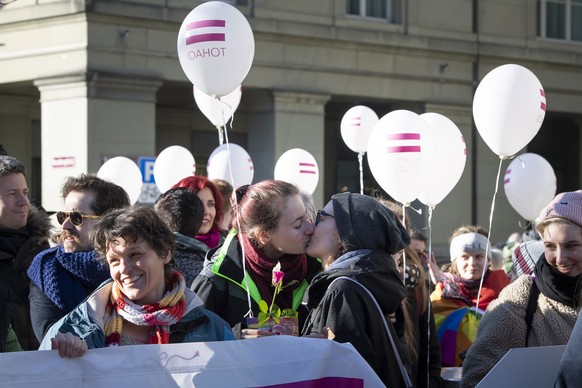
[246,90,330,207]
[35,73,161,211]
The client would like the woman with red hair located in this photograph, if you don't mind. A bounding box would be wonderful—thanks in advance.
[172,176,224,249]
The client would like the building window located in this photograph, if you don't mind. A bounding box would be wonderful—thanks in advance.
[347,0,402,23]
[538,0,582,41]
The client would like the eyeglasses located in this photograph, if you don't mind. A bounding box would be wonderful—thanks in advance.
[315,210,334,226]
[56,211,100,226]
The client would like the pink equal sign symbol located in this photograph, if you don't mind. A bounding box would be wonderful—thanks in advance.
[349,116,362,127]
[248,158,254,171]
[540,89,546,111]
[299,162,316,174]
[186,20,226,45]
[504,169,511,185]
[461,135,467,155]
[386,133,421,153]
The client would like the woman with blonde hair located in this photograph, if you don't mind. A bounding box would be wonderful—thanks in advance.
[463,191,582,387]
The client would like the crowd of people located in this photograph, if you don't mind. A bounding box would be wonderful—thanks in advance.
[1,151,581,387]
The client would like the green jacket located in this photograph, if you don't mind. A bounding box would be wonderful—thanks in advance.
[191,229,321,338]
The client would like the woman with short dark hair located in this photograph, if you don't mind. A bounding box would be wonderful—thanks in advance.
[39,206,234,357]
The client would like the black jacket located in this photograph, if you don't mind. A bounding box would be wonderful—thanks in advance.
[0,206,51,350]
[301,249,409,388]
[191,233,321,338]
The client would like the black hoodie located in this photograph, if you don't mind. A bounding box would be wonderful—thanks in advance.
[302,250,408,387]
[301,193,412,387]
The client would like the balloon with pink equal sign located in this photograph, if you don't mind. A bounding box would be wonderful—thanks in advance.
[274,148,319,194]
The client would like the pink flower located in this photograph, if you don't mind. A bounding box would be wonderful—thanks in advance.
[272,262,284,287]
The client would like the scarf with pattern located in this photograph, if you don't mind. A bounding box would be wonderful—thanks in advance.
[27,246,109,312]
[103,271,186,346]
[439,270,491,306]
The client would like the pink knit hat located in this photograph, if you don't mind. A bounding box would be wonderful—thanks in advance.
[539,190,582,226]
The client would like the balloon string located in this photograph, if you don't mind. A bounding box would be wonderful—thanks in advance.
[358,152,364,195]
[474,157,504,330]
[401,204,407,284]
[219,99,253,319]
[217,96,237,146]
[426,205,434,388]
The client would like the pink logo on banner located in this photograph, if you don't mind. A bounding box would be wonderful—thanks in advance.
[504,169,511,185]
[386,133,421,153]
[539,89,546,111]
[299,162,316,174]
[186,20,226,45]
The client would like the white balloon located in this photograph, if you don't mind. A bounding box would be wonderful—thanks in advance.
[154,146,196,193]
[504,153,556,221]
[473,64,546,158]
[418,113,467,208]
[97,157,143,204]
[207,143,254,189]
[367,110,429,204]
[194,85,242,128]
[274,148,319,195]
[340,105,379,153]
[177,1,254,97]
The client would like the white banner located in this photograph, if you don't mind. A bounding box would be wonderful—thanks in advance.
[0,337,383,387]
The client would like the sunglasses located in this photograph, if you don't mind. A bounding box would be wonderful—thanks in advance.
[315,210,334,226]
[56,211,100,226]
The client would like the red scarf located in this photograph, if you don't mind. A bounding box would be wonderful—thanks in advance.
[239,233,307,309]
[196,227,221,249]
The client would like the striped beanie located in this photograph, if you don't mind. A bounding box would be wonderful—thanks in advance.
[539,190,582,227]
[512,240,544,277]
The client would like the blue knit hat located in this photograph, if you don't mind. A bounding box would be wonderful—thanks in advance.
[331,192,410,254]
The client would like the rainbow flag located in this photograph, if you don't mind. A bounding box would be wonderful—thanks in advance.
[434,298,484,367]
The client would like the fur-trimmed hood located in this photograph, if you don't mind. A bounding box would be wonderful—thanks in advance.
[26,205,53,244]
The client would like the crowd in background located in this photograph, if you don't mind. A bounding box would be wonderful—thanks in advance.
[1,149,581,388]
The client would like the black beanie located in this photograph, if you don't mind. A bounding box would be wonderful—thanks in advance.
[332,192,410,254]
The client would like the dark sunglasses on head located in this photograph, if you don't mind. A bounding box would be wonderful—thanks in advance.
[315,210,334,226]
[56,211,100,226]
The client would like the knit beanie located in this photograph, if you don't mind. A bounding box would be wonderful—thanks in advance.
[331,192,410,254]
[539,190,582,227]
[512,240,544,277]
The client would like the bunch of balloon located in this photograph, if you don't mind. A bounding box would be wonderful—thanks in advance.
[367,110,430,206]
[207,143,254,189]
[153,146,196,193]
[177,1,254,98]
[194,85,242,145]
[504,153,556,222]
[340,106,379,194]
[97,157,143,204]
[274,148,319,195]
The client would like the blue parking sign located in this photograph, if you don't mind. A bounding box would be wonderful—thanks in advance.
[138,157,156,183]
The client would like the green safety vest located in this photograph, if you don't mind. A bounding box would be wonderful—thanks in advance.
[211,228,308,311]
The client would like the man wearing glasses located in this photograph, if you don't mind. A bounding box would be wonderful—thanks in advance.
[27,174,130,342]
[0,155,52,351]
